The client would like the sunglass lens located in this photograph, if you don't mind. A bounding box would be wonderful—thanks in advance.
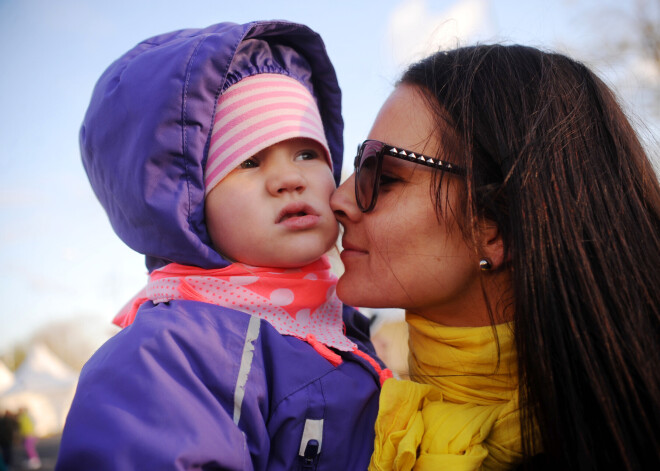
[357,143,379,210]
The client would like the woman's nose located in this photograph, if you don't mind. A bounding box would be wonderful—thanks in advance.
[330,173,361,221]
[266,161,306,195]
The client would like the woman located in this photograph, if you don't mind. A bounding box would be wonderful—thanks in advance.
[331,45,660,470]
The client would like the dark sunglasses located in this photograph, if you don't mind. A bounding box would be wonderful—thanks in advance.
[353,139,466,212]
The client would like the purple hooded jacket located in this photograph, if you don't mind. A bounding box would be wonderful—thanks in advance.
[56,21,382,470]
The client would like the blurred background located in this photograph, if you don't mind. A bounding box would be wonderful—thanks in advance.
[0,0,658,461]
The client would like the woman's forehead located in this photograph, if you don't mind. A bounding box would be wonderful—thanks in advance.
[367,84,439,158]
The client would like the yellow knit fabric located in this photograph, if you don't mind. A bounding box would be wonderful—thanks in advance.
[369,313,523,471]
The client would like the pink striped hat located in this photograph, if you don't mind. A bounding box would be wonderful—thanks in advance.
[204,73,331,194]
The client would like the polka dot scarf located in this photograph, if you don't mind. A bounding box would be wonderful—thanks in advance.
[113,255,357,360]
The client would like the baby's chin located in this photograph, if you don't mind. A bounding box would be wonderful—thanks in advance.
[248,254,325,269]
[257,239,337,268]
[236,246,334,269]
[214,245,328,269]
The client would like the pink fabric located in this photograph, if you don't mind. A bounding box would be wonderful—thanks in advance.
[353,349,394,386]
[113,256,356,352]
[23,436,38,460]
[204,73,331,194]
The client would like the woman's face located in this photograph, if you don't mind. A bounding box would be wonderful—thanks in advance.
[331,84,491,326]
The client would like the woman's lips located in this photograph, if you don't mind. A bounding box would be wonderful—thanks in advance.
[340,239,367,259]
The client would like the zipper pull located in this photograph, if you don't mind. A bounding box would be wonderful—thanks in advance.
[302,439,319,469]
[298,418,323,469]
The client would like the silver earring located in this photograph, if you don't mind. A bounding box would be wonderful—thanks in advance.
[479,258,492,271]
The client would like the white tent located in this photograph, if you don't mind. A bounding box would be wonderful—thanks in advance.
[0,343,78,436]
[0,360,14,394]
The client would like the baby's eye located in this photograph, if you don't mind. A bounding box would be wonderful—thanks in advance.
[295,150,320,161]
[239,157,259,169]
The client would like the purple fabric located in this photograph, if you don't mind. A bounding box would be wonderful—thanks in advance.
[57,303,380,470]
[59,20,381,471]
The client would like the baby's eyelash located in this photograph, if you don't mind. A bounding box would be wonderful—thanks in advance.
[296,150,320,160]
[239,157,259,169]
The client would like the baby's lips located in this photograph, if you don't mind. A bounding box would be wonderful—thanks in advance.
[277,201,317,223]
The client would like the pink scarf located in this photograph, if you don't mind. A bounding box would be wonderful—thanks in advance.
[114,256,365,366]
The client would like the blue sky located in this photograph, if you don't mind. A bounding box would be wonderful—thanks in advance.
[0,0,656,352]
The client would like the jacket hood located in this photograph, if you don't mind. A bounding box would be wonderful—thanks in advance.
[81,21,344,271]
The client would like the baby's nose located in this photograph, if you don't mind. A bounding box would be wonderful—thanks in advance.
[267,164,306,194]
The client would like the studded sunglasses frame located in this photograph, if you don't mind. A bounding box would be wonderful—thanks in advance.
[353,139,466,212]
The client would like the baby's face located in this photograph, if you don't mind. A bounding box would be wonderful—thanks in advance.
[205,138,338,268]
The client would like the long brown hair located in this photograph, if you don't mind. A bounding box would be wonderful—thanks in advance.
[401,45,660,469]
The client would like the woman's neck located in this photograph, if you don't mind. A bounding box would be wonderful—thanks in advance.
[408,269,513,327]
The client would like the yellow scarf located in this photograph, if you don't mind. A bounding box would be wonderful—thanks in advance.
[369,313,524,470]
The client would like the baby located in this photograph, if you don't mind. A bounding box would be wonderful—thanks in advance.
[56,21,387,471]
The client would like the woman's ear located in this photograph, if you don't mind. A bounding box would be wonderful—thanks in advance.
[477,219,506,270]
